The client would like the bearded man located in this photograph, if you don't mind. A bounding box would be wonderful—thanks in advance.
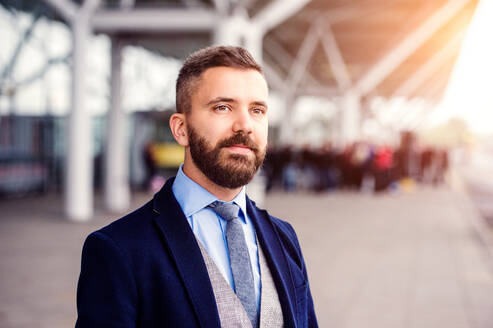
[75,46,318,328]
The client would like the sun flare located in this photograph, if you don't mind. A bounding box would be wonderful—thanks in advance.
[434,0,493,135]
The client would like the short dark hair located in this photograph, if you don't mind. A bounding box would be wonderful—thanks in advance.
[175,46,263,113]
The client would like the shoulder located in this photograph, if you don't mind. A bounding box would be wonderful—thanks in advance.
[102,200,155,233]
[249,199,298,237]
[80,198,165,280]
[87,199,158,250]
[95,177,180,243]
[249,199,303,258]
[268,213,304,262]
[269,215,298,241]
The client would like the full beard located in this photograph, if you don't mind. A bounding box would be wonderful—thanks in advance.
[187,125,266,189]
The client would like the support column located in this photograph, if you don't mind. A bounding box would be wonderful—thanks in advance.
[340,91,361,145]
[104,37,130,213]
[331,109,342,147]
[244,25,264,64]
[212,15,244,46]
[66,16,93,221]
[277,22,319,146]
[278,97,296,145]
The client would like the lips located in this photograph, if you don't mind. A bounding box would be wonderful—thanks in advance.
[230,144,250,149]
[226,144,253,154]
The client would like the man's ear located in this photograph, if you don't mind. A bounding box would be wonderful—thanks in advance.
[169,113,189,147]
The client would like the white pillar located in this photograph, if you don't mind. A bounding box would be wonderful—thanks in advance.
[279,96,296,145]
[65,17,93,221]
[244,25,264,64]
[340,91,361,145]
[331,110,342,147]
[212,14,244,46]
[104,37,130,213]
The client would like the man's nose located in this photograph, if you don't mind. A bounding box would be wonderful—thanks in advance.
[232,108,253,134]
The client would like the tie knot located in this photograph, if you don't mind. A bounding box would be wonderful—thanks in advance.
[208,201,240,222]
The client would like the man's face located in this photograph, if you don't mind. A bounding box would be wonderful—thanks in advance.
[185,66,268,189]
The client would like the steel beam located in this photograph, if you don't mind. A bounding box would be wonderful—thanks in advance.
[286,23,319,96]
[422,73,450,103]
[252,0,310,32]
[340,90,361,145]
[278,22,318,144]
[355,0,472,96]
[393,33,463,97]
[91,8,218,33]
[120,0,135,9]
[43,0,78,22]
[296,86,339,98]
[262,61,287,92]
[244,25,264,63]
[397,100,430,130]
[0,15,42,81]
[211,0,229,15]
[318,22,351,90]
[300,0,395,25]
[212,13,247,46]
[264,36,323,88]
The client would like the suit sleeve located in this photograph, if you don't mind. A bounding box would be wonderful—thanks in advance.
[282,221,318,328]
[75,231,138,328]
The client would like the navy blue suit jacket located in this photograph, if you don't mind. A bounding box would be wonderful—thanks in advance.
[76,178,318,327]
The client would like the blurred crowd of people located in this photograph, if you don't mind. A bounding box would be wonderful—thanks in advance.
[263,137,449,194]
[141,131,450,194]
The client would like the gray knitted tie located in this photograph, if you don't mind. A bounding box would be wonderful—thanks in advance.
[208,201,258,328]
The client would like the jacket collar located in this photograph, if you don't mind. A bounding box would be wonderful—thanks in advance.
[246,197,297,328]
[152,177,220,328]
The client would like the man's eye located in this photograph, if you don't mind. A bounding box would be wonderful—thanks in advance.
[251,108,265,115]
[214,105,230,112]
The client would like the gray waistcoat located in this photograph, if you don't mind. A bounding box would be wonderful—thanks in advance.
[196,238,284,328]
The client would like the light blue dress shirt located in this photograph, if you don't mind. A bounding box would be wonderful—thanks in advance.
[172,165,261,310]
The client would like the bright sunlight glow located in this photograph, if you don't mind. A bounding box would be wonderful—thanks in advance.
[432,0,493,135]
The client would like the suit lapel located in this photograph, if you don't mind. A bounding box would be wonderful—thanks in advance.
[246,198,297,328]
[152,178,220,328]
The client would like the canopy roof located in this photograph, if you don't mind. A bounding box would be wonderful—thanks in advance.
[1,0,480,100]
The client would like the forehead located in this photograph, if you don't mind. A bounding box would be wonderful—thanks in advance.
[193,66,268,102]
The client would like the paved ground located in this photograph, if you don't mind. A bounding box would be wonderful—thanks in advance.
[1,186,493,327]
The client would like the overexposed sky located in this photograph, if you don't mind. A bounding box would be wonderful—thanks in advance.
[431,0,493,135]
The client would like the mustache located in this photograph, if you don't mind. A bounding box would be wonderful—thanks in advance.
[217,133,259,152]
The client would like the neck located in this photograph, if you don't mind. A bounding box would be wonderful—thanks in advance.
[182,158,242,202]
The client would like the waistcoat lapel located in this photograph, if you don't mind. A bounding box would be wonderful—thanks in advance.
[152,178,220,328]
[258,243,284,327]
[197,239,253,328]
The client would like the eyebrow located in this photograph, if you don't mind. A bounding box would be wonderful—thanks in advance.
[206,97,267,108]
[252,101,268,108]
[206,97,236,106]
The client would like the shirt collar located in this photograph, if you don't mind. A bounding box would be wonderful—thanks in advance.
[172,165,247,220]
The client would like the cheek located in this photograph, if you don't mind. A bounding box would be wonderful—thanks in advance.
[255,123,268,147]
[206,116,231,134]
[190,117,227,144]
